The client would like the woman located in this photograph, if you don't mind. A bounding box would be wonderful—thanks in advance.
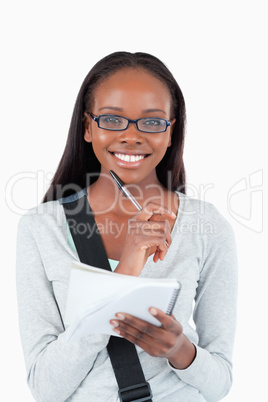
[16,52,237,401]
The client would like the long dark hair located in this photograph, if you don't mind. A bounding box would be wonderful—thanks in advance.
[43,51,186,202]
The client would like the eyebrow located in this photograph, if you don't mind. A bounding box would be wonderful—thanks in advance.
[98,106,167,115]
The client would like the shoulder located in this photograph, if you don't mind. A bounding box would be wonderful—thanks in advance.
[17,187,88,234]
[17,199,63,234]
[176,191,235,240]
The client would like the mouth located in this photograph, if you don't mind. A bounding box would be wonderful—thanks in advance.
[109,151,151,163]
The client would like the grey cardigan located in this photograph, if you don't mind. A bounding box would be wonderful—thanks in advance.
[16,190,238,401]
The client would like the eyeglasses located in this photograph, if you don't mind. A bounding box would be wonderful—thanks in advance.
[89,113,171,133]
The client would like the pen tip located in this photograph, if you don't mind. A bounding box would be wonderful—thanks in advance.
[109,170,125,188]
[109,170,116,182]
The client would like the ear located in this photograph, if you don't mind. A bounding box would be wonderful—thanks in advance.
[84,113,92,143]
[167,118,176,147]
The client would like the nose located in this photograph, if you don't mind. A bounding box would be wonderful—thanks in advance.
[117,123,145,144]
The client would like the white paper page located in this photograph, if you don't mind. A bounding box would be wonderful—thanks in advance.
[67,282,178,343]
[65,267,140,324]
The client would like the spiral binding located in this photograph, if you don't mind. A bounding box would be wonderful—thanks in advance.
[166,284,180,315]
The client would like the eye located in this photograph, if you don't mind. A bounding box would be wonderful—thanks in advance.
[102,115,123,124]
[143,119,161,126]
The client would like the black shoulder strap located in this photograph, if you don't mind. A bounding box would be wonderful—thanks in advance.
[62,192,152,402]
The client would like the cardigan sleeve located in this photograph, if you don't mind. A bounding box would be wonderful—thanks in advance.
[16,211,110,402]
[168,207,238,401]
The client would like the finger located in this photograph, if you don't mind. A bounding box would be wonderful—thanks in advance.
[113,311,179,339]
[139,221,172,243]
[110,311,180,352]
[110,314,162,347]
[127,220,172,261]
[111,323,159,356]
[149,215,172,230]
[149,308,182,334]
[149,215,172,249]
[132,221,172,251]
[153,247,160,263]
[146,220,172,253]
[135,202,176,222]
[155,228,172,260]
[149,237,171,262]
[112,313,161,336]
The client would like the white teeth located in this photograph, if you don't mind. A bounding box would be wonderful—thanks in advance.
[114,153,146,162]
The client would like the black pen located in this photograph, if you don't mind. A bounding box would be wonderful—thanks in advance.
[109,170,142,211]
[109,170,169,248]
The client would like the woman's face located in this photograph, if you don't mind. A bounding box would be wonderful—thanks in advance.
[84,67,176,185]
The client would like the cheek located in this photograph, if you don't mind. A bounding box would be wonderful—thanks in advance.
[90,132,114,164]
[152,135,171,154]
[91,131,112,150]
[94,131,111,144]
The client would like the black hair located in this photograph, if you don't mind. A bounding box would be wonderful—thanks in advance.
[43,51,186,202]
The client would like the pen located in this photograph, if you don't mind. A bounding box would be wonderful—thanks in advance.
[109,170,142,211]
[109,170,169,248]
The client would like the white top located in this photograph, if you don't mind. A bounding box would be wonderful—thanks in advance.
[16,191,238,401]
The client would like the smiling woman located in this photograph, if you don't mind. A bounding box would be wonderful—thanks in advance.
[16,51,237,402]
[83,68,175,186]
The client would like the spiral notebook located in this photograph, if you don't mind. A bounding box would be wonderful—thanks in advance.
[65,261,181,343]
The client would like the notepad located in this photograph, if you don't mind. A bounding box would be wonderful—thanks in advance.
[64,261,181,343]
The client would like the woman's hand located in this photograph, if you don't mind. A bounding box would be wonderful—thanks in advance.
[110,307,196,370]
[115,202,176,276]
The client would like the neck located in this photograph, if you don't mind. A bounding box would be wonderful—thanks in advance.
[87,169,169,216]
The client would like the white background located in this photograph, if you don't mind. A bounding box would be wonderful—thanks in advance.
[1,1,267,400]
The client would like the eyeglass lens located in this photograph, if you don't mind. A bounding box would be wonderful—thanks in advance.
[98,115,167,133]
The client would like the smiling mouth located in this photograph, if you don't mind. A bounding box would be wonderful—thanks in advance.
[109,152,150,162]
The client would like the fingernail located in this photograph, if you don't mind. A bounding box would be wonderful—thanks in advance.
[150,308,157,316]
[111,320,119,327]
[171,212,176,218]
[116,313,125,320]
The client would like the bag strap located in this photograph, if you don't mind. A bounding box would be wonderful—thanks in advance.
[62,192,152,402]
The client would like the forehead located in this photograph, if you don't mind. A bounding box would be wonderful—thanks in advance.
[92,68,172,114]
